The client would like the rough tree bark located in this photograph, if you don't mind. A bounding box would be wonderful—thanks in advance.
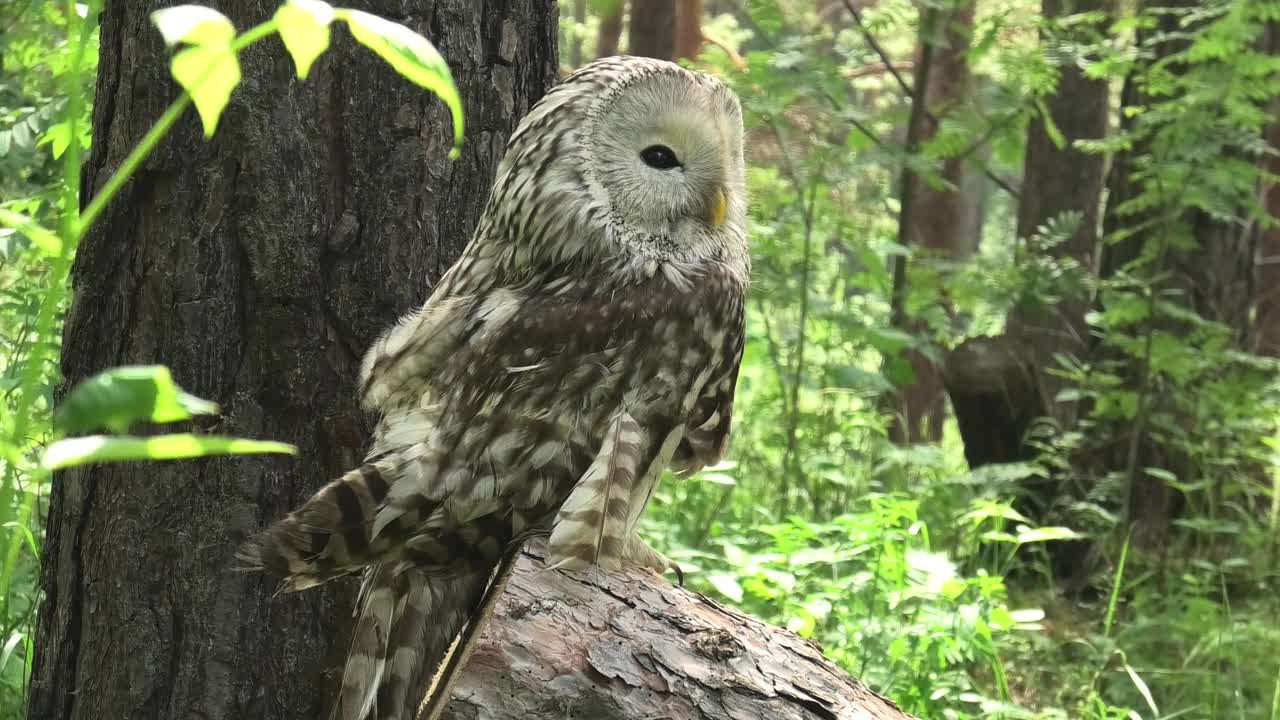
[30,2,558,718]
[31,1,911,719]
[453,543,913,720]
[629,0,676,60]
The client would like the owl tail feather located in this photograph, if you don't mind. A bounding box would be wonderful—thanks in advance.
[340,531,544,720]
[236,463,398,592]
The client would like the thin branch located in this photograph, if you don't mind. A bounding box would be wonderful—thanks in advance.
[840,0,914,97]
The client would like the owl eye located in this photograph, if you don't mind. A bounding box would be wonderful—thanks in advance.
[640,145,682,170]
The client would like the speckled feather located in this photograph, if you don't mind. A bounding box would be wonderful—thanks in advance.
[240,56,748,720]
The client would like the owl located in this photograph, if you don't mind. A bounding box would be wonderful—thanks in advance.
[240,56,749,720]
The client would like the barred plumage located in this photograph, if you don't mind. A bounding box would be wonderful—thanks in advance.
[240,55,748,720]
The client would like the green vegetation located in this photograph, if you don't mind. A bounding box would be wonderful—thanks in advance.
[2,0,1278,718]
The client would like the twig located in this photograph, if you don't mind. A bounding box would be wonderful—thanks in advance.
[841,0,914,97]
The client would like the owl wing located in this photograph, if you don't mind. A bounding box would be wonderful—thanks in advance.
[671,298,745,476]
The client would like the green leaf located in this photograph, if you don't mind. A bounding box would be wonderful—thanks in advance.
[171,44,242,137]
[43,434,297,470]
[39,120,72,159]
[54,365,220,434]
[339,9,463,158]
[0,208,61,256]
[1036,99,1065,151]
[275,0,334,80]
[150,5,236,47]
[707,573,744,602]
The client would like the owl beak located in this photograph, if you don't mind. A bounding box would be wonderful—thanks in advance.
[705,187,728,227]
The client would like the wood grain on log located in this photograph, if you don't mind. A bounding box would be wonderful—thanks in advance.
[445,544,914,720]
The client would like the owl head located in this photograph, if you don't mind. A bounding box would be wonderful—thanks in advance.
[476,56,748,289]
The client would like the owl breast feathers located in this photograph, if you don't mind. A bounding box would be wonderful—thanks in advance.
[241,55,749,720]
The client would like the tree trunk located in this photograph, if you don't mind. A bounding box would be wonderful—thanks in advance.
[945,0,1108,468]
[675,0,704,61]
[1098,0,1260,551]
[1260,108,1280,358]
[569,0,588,68]
[447,542,915,720]
[887,0,975,445]
[597,2,625,58]
[29,2,558,718]
[941,0,1109,584]
[628,0,676,60]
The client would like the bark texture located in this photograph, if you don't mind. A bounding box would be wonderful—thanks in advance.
[30,2,558,718]
[445,543,915,720]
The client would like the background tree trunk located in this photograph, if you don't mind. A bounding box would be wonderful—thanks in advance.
[448,542,915,720]
[675,0,704,61]
[1099,0,1259,551]
[887,0,975,445]
[629,0,676,60]
[571,0,588,67]
[29,2,558,718]
[597,2,626,58]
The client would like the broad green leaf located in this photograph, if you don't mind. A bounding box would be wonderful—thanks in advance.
[275,0,334,80]
[54,366,219,434]
[43,434,297,470]
[340,9,463,157]
[150,5,236,47]
[171,44,242,137]
[0,208,61,256]
[0,632,23,676]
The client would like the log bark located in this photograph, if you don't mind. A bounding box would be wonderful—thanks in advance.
[447,543,914,720]
[30,1,558,718]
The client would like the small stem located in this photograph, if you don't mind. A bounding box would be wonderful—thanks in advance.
[77,19,280,238]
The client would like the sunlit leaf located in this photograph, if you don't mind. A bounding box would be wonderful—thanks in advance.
[54,365,220,434]
[699,472,736,486]
[170,44,242,137]
[43,434,296,470]
[707,573,743,602]
[150,5,235,47]
[275,0,334,80]
[339,9,463,157]
[1015,526,1083,544]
